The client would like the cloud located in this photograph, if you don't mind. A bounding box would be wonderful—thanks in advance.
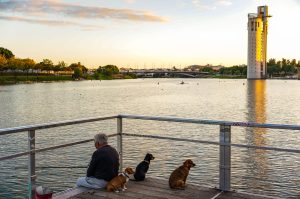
[124,0,136,3]
[0,0,167,22]
[192,0,232,10]
[0,15,103,30]
[216,0,232,6]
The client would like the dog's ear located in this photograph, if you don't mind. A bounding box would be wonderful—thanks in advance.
[125,167,134,174]
[183,160,189,166]
[129,167,134,174]
[184,159,195,167]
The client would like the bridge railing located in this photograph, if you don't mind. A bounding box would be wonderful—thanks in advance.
[1,114,300,198]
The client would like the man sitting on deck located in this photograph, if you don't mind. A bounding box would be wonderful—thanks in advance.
[76,133,119,189]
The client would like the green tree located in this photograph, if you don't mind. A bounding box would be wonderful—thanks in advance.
[282,65,296,76]
[241,65,247,75]
[73,67,83,78]
[282,58,287,66]
[93,72,100,80]
[54,61,67,74]
[97,65,119,76]
[69,62,87,73]
[0,47,14,59]
[219,65,246,76]
[22,58,35,79]
[201,67,214,74]
[268,58,276,65]
[6,58,25,81]
[69,62,87,79]
[6,58,24,71]
[39,59,54,73]
[276,61,282,67]
[267,65,281,77]
[0,55,7,71]
[291,59,297,66]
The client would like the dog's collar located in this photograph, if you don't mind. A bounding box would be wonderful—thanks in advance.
[122,172,130,178]
[143,160,150,164]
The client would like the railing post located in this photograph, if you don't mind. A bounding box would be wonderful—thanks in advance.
[117,117,123,172]
[219,125,231,191]
[28,130,36,199]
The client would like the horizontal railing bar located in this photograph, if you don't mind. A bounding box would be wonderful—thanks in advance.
[0,115,117,136]
[2,114,300,136]
[123,133,300,153]
[119,114,300,130]
[230,143,300,153]
[15,166,87,169]
[0,151,32,162]
[123,133,220,145]
[0,134,118,161]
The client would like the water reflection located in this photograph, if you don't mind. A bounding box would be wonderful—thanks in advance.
[245,80,270,189]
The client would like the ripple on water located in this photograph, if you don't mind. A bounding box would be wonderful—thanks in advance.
[1,79,300,198]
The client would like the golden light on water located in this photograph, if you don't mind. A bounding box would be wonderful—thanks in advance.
[247,80,268,184]
[254,80,266,124]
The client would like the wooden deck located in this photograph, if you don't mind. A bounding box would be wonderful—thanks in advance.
[53,178,276,199]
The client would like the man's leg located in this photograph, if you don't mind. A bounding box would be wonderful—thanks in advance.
[76,177,107,189]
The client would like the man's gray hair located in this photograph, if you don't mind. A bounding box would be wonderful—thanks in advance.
[94,133,108,145]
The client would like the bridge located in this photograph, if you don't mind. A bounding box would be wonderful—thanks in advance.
[120,70,210,78]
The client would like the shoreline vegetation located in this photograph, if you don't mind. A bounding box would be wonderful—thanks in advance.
[0,73,137,85]
[1,47,299,85]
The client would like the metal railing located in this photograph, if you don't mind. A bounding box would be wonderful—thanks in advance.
[1,114,300,199]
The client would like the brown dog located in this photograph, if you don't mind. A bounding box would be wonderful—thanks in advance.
[169,159,196,189]
[106,167,134,192]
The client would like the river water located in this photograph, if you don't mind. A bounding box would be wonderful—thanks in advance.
[0,79,299,198]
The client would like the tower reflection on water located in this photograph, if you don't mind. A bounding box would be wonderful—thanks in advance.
[245,80,270,190]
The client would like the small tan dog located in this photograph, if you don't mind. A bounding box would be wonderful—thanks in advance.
[169,159,196,189]
[106,167,134,192]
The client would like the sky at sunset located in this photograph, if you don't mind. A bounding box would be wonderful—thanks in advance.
[1,0,300,68]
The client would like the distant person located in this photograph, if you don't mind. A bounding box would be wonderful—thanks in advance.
[76,133,119,189]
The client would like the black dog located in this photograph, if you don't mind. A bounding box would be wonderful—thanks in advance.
[133,153,155,181]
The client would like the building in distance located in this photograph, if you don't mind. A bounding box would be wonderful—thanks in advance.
[247,6,271,79]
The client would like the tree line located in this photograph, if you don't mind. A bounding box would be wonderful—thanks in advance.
[219,59,300,77]
[0,47,88,76]
[0,47,122,79]
[267,58,300,77]
[1,47,299,79]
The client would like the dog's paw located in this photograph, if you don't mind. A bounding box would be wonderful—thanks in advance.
[115,190,119,193]
[121,189,125,191]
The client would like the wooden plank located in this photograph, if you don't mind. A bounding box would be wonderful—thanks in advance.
[129,178,220,196]
[53,187,89,199]
[218,191,279,199]
[55,177,275,199]
[127,182,218,199]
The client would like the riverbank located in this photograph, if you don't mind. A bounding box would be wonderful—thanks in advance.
[0,75,73,85]
[0,74,136,85]
[1,75,298,85]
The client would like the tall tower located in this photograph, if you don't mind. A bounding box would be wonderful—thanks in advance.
[247,6,271,79]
